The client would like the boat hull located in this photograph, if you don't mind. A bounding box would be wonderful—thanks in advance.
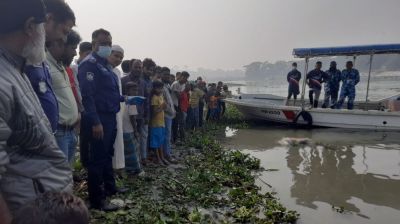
[225,95,400,131]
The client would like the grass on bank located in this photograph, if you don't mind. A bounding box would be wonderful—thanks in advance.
[73,105,299,224]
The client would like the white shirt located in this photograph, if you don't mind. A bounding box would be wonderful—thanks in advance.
[170,81,186,106]
[122,105,138,133]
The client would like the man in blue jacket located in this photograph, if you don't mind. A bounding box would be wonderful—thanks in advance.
[306,61,328,108]
[336,61,360,110]
[78,29,135,211]
[286,62,302,106]
[322,61,341,108]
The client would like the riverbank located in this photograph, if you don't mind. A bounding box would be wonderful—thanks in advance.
[73,106,299,223]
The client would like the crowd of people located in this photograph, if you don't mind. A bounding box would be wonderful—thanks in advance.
[287,61,360,109]
[0,0,233,223]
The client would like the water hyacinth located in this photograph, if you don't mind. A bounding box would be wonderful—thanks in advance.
[74,106,299,223]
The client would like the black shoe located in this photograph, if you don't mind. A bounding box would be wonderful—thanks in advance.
[105,187,129,197]
[115,187,129,194]
[101,202,120,212]
[89,202,119,212]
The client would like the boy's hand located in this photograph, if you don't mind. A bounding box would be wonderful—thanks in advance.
[92,124,104,139]
[161,102,167,110]
[134,131,140,140]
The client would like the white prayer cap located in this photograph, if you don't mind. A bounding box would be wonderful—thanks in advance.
[112,45,124,54]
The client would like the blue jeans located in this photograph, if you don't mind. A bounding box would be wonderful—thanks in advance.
[187,107,199,130]
[55,128,77,164]
[123,133,141,173]
[163,117,173,157]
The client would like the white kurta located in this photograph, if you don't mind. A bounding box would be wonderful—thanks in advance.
[112,68,125,169]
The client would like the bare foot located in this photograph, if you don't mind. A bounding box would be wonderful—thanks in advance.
[161,159,170,166]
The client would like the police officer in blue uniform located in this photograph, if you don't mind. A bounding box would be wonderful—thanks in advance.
[78,29,130,211]
[322,61,341,108]
[306,61,328,108]
[336,61,360,110]
[286,62,302,105]
[25,63,59,132]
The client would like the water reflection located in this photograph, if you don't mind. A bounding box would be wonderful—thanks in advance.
[287,145,400,213]
[224,127,400,223]
[225,127,238,138]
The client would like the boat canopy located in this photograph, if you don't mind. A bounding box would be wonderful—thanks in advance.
[293,44,400,58]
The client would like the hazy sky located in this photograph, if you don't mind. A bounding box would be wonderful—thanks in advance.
[67,0,400,70]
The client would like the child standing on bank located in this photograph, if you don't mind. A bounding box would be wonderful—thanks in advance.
[123,82,144,176]
[150,81,169,165]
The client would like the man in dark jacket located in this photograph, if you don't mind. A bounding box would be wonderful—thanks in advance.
[322,61,341,108]
[286,62,302,105]
[306,61,328,108]
[78,29,130,211]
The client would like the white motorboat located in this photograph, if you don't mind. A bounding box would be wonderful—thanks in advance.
[225,93,400,130]
[225,44,400,131]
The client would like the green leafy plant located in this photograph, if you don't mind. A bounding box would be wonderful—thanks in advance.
[74,105,298,224]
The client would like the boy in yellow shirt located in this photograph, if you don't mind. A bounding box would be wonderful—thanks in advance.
[150,81,168,165]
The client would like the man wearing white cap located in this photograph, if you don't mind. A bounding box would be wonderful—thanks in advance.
[108,45,125,170]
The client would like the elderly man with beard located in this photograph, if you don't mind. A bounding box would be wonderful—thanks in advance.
[0,0,73,222]
[25,0,76,133]
[107,45,126,170]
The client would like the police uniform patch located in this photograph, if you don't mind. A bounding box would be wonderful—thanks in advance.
[39,81,47,93]
[86,72,94,81]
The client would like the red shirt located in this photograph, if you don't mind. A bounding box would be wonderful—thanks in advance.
[209,96,218,109]
[179,91,189,112]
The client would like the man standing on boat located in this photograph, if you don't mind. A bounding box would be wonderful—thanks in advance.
[322,61,341,108]
[306,61,328,108]
[335,61,360,110]
[286,62,301,105]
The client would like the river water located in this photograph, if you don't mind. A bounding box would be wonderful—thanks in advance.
[221,73,400,223]
[223,125,400,224]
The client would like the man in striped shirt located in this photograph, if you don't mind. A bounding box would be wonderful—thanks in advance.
[0,0,73,222]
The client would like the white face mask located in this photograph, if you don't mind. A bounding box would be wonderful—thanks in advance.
[22,23,46,65]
